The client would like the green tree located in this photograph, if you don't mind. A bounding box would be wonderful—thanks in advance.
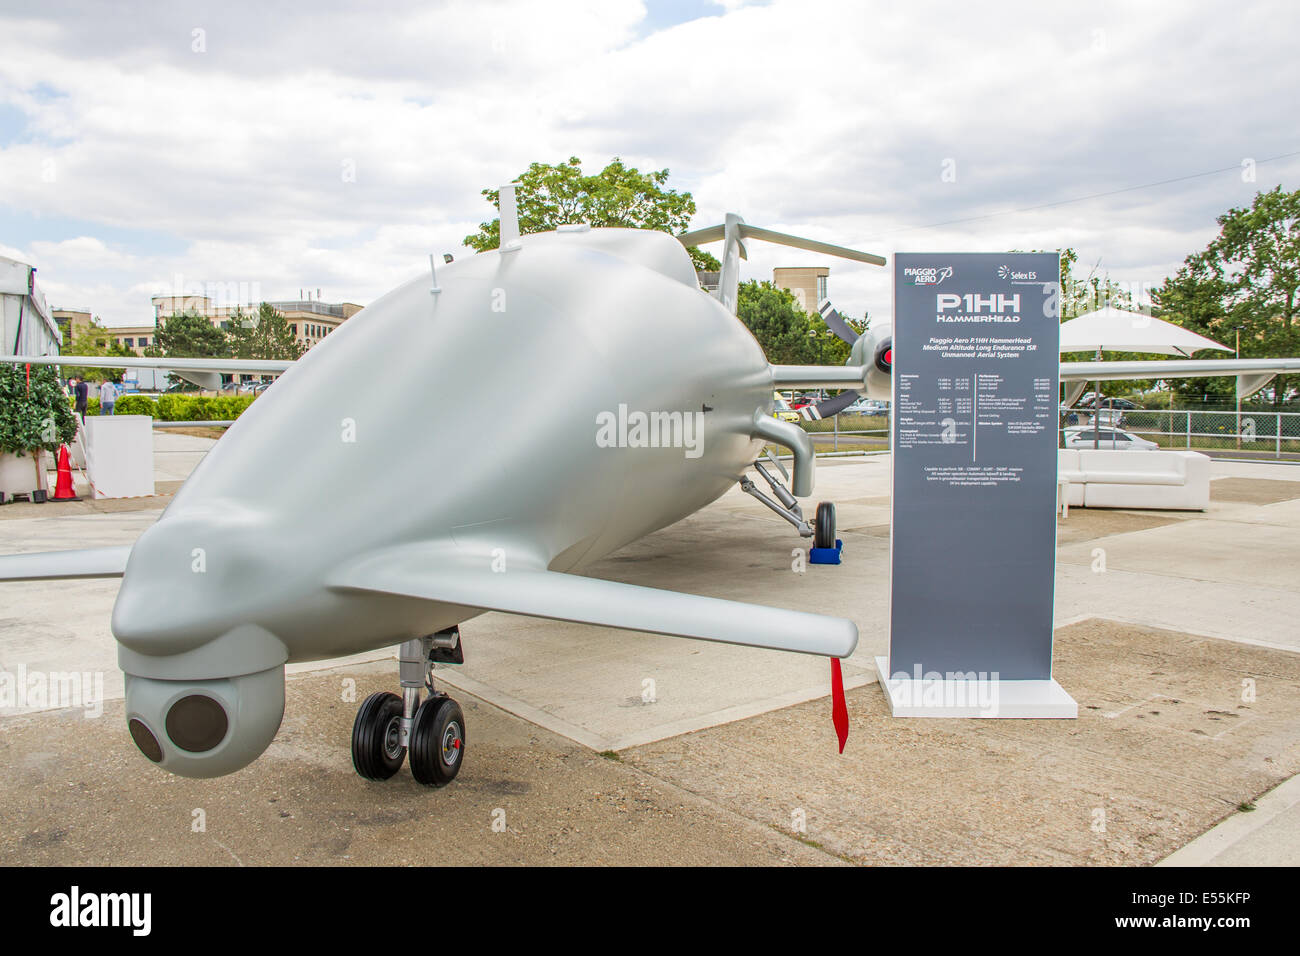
[60,319,135,382]
[734,280,815,364]
[1150,250,1235,402]
[228,303,305,361]
[735,279,866,366]
[464,156,722,273]
[145,312,230,359]
[0,363,77,458]
[1153,186,1300,405]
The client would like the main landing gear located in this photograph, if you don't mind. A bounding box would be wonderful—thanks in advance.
[351,627,466,787]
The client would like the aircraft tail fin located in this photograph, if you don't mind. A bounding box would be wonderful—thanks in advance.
[677,218,886,315]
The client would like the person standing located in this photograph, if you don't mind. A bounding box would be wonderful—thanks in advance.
[73,376,89,420]
[99,378,117,416]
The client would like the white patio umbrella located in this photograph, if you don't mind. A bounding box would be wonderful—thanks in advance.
[1059,305,1232,357]
[1059,305,1231,448]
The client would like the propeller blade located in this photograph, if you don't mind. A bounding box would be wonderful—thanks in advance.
[811,389,861,419]
[818,300,859,345]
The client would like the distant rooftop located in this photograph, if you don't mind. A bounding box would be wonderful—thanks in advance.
[265,299,346,318]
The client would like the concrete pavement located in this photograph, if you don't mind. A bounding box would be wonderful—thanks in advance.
[2,438,1299,865]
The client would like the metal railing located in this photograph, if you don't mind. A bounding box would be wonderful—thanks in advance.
[1096,408,1300,459]
[794,408,1300,460]
[795,412,891,456]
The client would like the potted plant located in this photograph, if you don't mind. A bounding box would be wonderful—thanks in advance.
[0,363,78,504]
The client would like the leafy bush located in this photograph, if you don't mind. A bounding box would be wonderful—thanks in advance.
[114,394,157,416]
[65,391,257,421]
[142,393,255,421]
[66,395,102,415]
[0,364,78,455]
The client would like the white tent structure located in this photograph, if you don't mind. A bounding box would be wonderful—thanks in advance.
[1060,305,1235,408]
[1059,306,1236,448]
[1059,305,1233,358]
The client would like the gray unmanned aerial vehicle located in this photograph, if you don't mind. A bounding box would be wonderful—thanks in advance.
[0,189,893,784]
[5,187,1299,785]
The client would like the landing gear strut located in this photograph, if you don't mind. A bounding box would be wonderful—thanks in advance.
[351,627,466,786]
[740,454,813,537]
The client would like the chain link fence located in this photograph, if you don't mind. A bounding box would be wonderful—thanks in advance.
[798,413,891,455]
[794,409,1300,460]
[1109,408,1300,458]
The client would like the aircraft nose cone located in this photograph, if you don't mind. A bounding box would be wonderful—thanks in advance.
[111,509,267,655]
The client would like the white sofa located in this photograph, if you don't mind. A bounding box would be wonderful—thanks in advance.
[1058,448,1210,511]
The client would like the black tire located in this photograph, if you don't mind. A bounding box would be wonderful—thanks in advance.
[814,501,836,550]
[351,691,406,780]
[409,696,465,787]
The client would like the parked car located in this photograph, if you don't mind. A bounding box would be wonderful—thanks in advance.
[771,391,801,423]
[846,398,889,416]
[1063,404,1124,427]
[1063,426,1158,451]
[1075,394,1143,410]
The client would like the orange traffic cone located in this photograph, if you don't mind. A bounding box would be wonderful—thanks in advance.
[52,445,79,501]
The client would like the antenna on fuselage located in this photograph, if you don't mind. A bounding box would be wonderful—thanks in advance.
[499,182,523,253]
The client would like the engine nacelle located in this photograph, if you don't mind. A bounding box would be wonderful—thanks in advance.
[124,665,285,778]
[850,322,892,401]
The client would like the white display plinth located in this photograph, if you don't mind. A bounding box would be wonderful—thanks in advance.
[84,415,154,498]
[0,450,47,497]
[874,656,1077,718]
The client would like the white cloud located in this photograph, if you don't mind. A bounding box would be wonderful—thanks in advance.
[0,0,1296,325]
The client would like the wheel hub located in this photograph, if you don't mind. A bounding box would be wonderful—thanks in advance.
[383,715,404,761]
[442,721,463,766]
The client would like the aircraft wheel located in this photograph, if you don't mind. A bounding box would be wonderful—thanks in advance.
[814,501,836,550]
[352,691,406,780]
[409,696,465,787]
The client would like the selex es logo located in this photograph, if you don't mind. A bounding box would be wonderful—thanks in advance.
[997,263,1038,280]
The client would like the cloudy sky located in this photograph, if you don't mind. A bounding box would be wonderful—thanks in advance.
[1,0,1296,327]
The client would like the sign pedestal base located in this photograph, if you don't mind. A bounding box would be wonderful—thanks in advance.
[874,657,1077,718]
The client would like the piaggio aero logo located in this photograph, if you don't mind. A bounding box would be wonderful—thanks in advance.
[902,265,953,286]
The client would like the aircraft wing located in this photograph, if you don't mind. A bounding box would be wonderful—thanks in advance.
[330,550,858,658]
[1060,357,1300,382]
[0,546,131,581]
[0,354,295,389]
[1061,356,1300,402]
[0,354,294,373]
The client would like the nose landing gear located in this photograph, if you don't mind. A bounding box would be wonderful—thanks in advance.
[351,627,466,787]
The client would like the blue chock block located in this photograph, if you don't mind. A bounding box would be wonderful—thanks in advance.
[809,538,843,565]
